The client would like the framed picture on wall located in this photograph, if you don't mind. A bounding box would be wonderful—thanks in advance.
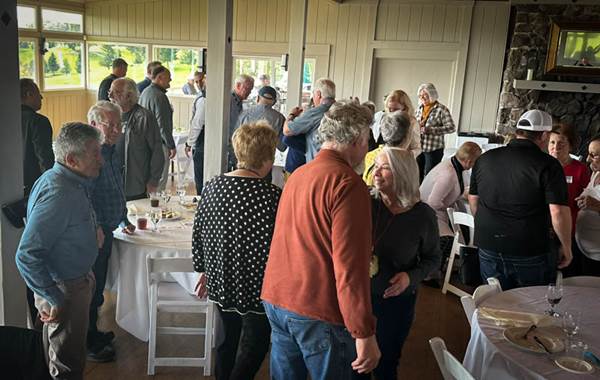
[545,21,600,76]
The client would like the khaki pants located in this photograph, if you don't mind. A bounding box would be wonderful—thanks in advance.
[34,273,95,380]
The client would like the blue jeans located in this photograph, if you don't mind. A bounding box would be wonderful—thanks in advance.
[478,248,555,290]
[264,302,357,380]
[88,225,114,340]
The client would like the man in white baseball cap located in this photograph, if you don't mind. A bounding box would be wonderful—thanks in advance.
[467,109,572,290]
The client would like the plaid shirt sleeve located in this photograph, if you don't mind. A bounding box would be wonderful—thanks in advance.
[420,103,456,152]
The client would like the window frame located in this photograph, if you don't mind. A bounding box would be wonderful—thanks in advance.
[152,44,204,91]
[86,40,149,90]
[40,7,84,35]
[41,38,86,91]
[16,4,37,30]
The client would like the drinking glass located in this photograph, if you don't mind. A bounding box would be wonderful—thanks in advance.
[176,182,187,204]
[149,192,160,208]
[160,190,171,204]
[562,311,581,351]
[149,208,162,232]
[546,283,563,317]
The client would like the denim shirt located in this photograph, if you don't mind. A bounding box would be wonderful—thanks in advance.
[91,144,128,229]
[287,98,334,162]
[16,162,99,307]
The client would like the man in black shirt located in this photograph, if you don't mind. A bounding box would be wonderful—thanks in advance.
[97,58,128,101]
[21,79,54,195]
[468,110,572,290]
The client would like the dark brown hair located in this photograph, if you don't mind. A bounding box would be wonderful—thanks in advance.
[551,123,579,150]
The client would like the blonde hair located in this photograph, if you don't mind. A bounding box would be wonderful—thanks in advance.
[233,121,278,170]
[376,147,420,208]
[385,90,415,116]
[456,142,482,161]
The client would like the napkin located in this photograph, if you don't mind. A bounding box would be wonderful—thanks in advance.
[479,307,556,327]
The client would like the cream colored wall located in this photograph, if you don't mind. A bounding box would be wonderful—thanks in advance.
[35,0,508,136]
[40,90,90,137]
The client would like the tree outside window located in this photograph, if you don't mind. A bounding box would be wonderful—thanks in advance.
[153,47,200,91]
[88,43,147,89]
[18,40,37,80]
[43,41,84,89]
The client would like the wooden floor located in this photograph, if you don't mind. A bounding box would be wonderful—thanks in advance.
[85,285,470,380]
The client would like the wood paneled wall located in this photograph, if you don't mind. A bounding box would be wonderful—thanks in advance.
[459,1,510,133]
[40,90,90,137]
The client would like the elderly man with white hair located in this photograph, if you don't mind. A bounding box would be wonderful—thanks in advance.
[283,78,336,164]
[415,83,455,182]
[86,101,136,362]
[110,78,165,200]
[262,101,381,379]
[227,74,255,170]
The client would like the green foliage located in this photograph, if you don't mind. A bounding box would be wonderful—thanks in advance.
[126,46,145,64]
[157,48,174,63]
[47,52,60,75]
[75,54,81,74]
[177,49,194,65]
[62,57,72,75]
[100,45,118,69]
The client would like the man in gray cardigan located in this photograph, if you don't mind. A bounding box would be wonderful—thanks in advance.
[139,66,176,191]
[110,78,164,200]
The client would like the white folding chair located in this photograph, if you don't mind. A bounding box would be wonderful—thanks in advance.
[429,337,476,380]
[460,277,502,326]
[442,207,475,297]
[147,256,214,376]
[563,276,600,288]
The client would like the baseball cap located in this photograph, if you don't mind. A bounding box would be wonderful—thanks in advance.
[517,110,553,131]
[258,86,277,102]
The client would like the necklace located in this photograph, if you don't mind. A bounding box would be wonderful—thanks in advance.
[238,167,262,177]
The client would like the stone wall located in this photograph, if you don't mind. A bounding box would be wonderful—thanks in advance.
[497,4,600,155]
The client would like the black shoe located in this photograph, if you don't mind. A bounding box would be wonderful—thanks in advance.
[422,278,441,289]
[88,330,115,348]
[87,344,116,363]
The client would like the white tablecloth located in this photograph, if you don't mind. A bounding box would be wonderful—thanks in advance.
[463,286,600,379]
[106,197,199,341]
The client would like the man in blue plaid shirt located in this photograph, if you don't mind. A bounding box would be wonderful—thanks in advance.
[87,101,135,362]
[415,83,456,182]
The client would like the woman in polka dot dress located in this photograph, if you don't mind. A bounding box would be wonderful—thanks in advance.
[192,121,281,380]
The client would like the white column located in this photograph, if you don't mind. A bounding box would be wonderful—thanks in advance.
[0,0,27,326]
[204,0,234,179]
[286,0,308,108]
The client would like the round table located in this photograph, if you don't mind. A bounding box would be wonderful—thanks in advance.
[106,196,199,341]
[463,286,600,379]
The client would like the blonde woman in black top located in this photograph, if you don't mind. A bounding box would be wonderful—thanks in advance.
[192,121,281,380]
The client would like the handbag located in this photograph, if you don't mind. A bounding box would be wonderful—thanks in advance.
[459,246,482,286]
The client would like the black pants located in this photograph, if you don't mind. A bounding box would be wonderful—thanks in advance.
[0,326,51,380]
[354,289,418,380]
[193,129,205,195]
[88,225,114,346]
[417,148,444,183]
[215,306,271,380]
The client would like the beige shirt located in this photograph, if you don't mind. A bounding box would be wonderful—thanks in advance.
[576,171,600,260]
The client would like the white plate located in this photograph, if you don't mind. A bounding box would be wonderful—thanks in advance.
[503,327,564,354]
[161,211,182,221]
[555,356,594,374]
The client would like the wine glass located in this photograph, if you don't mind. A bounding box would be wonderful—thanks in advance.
[176,182,187,204]
[149,208,162,232]
[562,311,581,351]
[160,190,171,204]
[546,283,563,317]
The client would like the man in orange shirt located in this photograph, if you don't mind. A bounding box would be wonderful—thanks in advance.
[262,101,381,379]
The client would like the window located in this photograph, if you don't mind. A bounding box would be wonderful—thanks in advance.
[18,39,37,81]
[42,8,83,33]
[88,42,147,89]
[233,57,317,113]
[43,40,84,89]
[17,5,36,29]
[153,46,201,91]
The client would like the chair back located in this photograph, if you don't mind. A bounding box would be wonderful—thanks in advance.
[447,208,474,246]
[461,277,502,325]
[563,276,600,288]
[429,337,475,380]
[148,257,194,281]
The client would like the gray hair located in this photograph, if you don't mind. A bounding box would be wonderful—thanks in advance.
[235,74,254,86]
[314,78,336,99]
[417,83,439,102]
[373,147,420,208]
[381,111,411,146]
[317,100,373,146]
[87,100,122,125]
[112,77,139,105]
[54,122,102,164]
